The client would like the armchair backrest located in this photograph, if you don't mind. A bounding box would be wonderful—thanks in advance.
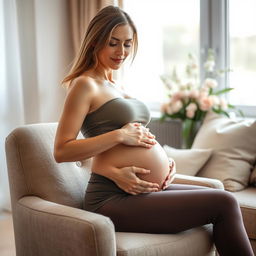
[5,123,90,210]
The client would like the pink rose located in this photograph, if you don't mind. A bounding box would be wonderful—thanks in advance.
[172,91,183,101]
[186,109,195,118]
[171,100,183,113]
[199,96,213,111]
[186,102,197,112]
[189,89,200,99]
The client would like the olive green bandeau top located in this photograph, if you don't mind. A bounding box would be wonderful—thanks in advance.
[81,98,151,138]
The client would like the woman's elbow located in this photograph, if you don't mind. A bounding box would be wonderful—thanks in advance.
[54,147,65,163]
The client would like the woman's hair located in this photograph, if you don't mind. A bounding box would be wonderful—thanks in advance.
[62,5,138,85]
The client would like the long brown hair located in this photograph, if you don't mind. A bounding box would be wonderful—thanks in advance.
[62,5,138,85]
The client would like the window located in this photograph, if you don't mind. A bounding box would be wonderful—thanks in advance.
[229,0,256,108]
[122,0,200,110]
[122,0,256,117]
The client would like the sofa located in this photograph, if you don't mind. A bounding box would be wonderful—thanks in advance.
[5,122,225,256]
[149,112,256,254]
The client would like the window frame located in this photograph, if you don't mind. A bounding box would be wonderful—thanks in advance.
[201,0,255,117]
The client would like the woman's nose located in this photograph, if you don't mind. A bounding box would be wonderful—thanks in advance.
[116,45,125,56]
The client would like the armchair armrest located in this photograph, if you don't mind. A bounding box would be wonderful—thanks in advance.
[173,174,224,189]
[15,196,116,256]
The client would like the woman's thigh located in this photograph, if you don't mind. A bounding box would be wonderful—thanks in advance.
[97,185,232,233]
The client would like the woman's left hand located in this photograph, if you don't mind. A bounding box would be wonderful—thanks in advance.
[162,158,176,190]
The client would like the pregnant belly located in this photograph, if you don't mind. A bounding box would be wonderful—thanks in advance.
[92,142,170,187]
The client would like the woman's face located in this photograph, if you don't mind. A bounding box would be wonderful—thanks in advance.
[97,24,134,70]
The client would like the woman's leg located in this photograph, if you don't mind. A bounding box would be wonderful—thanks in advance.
[97,185,253,256]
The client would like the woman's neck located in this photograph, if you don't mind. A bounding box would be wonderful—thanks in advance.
[91,67,114,83]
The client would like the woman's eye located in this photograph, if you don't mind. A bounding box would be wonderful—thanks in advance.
[124,44,131,48]
[109,43,117,47]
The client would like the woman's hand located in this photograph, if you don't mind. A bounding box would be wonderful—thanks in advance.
[111,166,160,195]
[120,123,157,148]
[162,158,176,190]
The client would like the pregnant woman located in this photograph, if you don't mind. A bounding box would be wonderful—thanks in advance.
[54,6,253,256]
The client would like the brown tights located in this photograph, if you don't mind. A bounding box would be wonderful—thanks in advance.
[96,184,254,256]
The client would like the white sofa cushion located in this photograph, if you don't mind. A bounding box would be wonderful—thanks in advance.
[192,112,256,192]
[163,145,212,176]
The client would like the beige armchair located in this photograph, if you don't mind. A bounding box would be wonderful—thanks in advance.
[5,123,223,256]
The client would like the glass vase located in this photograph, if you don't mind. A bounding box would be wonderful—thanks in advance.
[182,119,202,149]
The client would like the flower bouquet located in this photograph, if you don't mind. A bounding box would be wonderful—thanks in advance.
[160,49,242,148]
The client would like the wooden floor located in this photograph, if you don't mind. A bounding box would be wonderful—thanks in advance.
[0,211,16,256]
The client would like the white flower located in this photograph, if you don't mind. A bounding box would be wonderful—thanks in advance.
[180,90,190,99]
[186,80,197,90]
[180,83,188,90]
[209,95,220,106]
[204,60,215,72]
[163,78,176,91]
[219,98,228,110]
[203,78,218,89]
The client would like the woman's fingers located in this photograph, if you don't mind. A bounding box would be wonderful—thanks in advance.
[121,123,157,148]
[138,139,157,148]
[115,166,160,195]
[162,159,177,190]
[130,167,160,193]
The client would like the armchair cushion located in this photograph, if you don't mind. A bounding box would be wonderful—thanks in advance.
[116,225,214,256]
[192,112,256,192]
[163,145,212,176]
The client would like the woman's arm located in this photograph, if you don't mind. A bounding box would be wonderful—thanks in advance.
[54,77,156,162]
[54,77,120,162]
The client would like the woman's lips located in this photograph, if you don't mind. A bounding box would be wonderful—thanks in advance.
[111,58,124,64]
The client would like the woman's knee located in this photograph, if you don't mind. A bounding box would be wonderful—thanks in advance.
[215,190,240,210]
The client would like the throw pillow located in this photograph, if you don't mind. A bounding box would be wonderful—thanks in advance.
[192,111,256,192]
[250,165,256,186]
[163,145,212,176]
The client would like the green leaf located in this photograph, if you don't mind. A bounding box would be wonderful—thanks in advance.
[237,109,245,117]
[212,108,230,118]
[213,88,234,95]
[227,104,235,109]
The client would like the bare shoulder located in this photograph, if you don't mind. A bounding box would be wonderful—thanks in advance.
[68,76,98,96]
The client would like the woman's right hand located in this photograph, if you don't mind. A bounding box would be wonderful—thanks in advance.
[120,123,157,148]
[111,166,160,195]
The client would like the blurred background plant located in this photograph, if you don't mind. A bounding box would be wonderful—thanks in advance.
[160,49,243,148]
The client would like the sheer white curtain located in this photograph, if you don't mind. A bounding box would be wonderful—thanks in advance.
[0,0,73,211]
[0,0,23,211]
